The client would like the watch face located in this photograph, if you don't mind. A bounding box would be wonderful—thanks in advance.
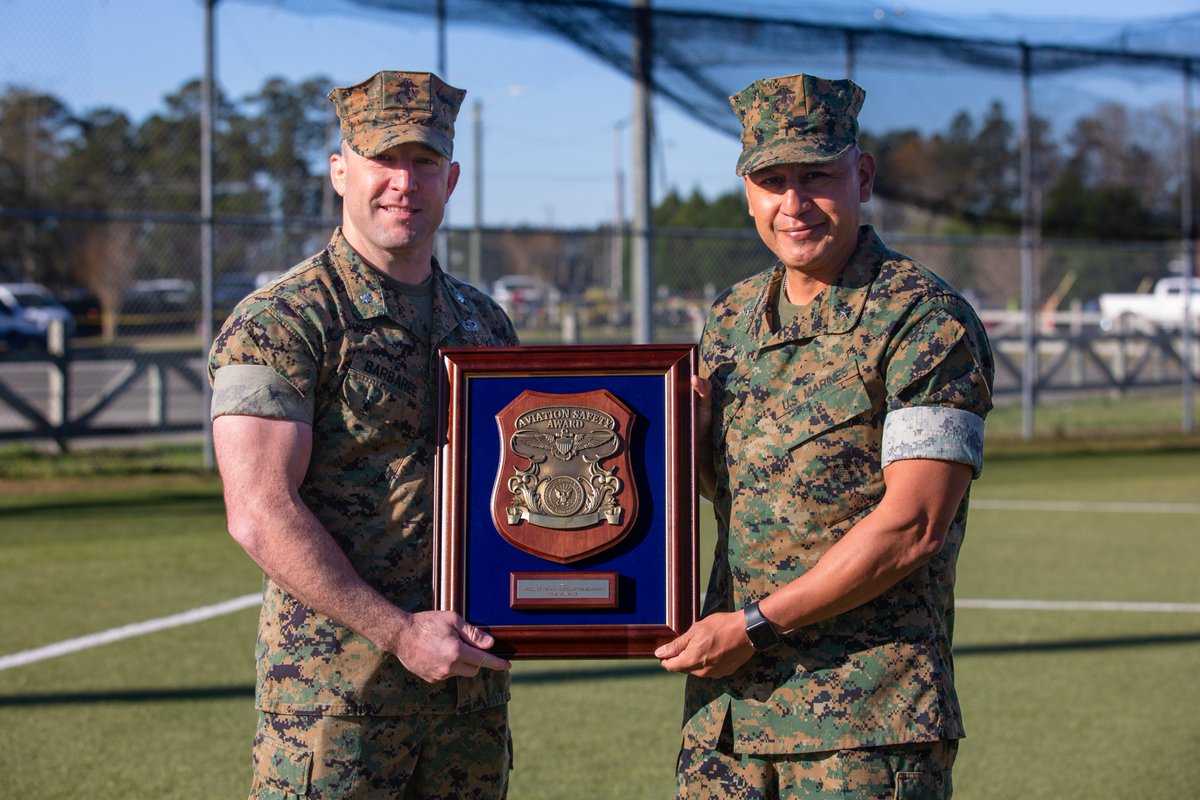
[747,621,775,650]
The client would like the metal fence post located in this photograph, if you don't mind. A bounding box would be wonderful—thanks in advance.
[200,0,217,469]
[561,308,579,344]
[148,360,166,428]
[1069,299,1084,387]
[46,319,69,453]
[1019,44,1038,441]
[1180,58,1196,433]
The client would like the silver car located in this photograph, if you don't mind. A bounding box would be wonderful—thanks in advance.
[0,283,76,349]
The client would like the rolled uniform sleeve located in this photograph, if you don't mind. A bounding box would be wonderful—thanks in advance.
[208,305,320,425]
[212,364,311,422]
[882,300,993,476]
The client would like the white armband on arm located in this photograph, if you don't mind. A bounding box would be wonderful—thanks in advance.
[881,406,985,478]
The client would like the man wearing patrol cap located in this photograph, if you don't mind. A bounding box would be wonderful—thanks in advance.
[657,73,994,798]
[209,70,518,799]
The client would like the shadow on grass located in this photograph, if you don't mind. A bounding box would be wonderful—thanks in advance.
[953,630,1200,656]
[0,684,253,706]
[4,630,1198,707]
[0,492,222,518]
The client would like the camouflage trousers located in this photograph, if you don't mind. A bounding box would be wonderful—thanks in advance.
[676,720,956,800]
[249,705,511,799]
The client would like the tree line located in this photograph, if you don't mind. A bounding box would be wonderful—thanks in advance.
[0,76,335,300]
[1,75,1192,307]
[655,99,1190,242]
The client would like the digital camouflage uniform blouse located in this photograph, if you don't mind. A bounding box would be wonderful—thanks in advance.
[684,226,994,755]
[208,229,518,716]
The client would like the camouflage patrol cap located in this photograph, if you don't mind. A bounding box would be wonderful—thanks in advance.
[730,73,865,176]
[328,71,466,160]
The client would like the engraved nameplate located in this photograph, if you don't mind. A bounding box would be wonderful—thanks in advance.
[510,571,619,609]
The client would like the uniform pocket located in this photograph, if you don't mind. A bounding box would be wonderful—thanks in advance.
[774,362,873,451]
[770,362,881,526]
[251,731,312,798]
[340,353,424,436]
[895,769,950,799]
[342,368,404,418]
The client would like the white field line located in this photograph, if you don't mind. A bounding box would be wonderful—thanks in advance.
[958,598,1200,613]
[3,590,1199,673]
[0,593,261,672]
[971,498,1200,514]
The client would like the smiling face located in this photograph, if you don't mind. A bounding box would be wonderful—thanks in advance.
[743,149,875,289]
[330,140,460,280]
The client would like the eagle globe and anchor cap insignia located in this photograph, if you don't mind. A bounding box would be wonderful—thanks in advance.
[491,389,639,564]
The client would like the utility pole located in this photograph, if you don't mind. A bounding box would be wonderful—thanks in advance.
[1181,58,1196,433]
[630,0,654,343]
[200,0,217,469]
[612,119,628,320]
[1019,44,1038,442]
[435,0,451,272]
[470,99,483,286]
[468,87,522,288]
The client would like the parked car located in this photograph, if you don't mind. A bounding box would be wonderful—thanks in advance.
[0,283,75,349]
[59,288,104,338]
[1098,276,1200,331]
[121,279,197,332]
[125,278,195,309]
[214,272,260,310]
[491,275,561,324]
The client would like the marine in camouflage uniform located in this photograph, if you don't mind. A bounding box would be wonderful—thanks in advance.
[209,71,518,799]
[656,74,994,799]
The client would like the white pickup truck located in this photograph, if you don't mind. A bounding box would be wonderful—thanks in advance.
[1098,277,1200,331]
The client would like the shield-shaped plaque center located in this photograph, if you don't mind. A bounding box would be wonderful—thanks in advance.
[491,390,639,563]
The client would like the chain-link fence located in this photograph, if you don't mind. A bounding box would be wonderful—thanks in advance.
[1,218,1194,447]
[2,1,1197,453]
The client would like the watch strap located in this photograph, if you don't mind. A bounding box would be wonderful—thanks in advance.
[743,599,782,651]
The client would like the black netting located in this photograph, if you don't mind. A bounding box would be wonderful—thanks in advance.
[237,0,1199,133]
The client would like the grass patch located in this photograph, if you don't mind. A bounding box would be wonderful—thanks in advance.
[0,477,254,650]
[0,441,208,482]
[1,442,1197,798]
[987,388,1194,442]
[953,611,1200,799]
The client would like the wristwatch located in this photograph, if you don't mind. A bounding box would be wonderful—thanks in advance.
[743,600,782,651]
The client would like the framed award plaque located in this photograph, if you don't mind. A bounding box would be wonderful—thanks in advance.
[434,344,699,658]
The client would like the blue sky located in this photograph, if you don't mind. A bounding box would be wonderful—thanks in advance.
[3,0,1198,228]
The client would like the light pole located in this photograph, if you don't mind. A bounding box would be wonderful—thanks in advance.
[631,0,654,344]
[434,0,449,274]
[611,118,630,324]
[200,0,217,470]
[469,85,524,287]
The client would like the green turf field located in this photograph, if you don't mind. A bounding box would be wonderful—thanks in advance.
[1,444,1198,798]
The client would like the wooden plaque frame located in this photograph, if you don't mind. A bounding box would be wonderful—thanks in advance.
[434,344,698,658]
